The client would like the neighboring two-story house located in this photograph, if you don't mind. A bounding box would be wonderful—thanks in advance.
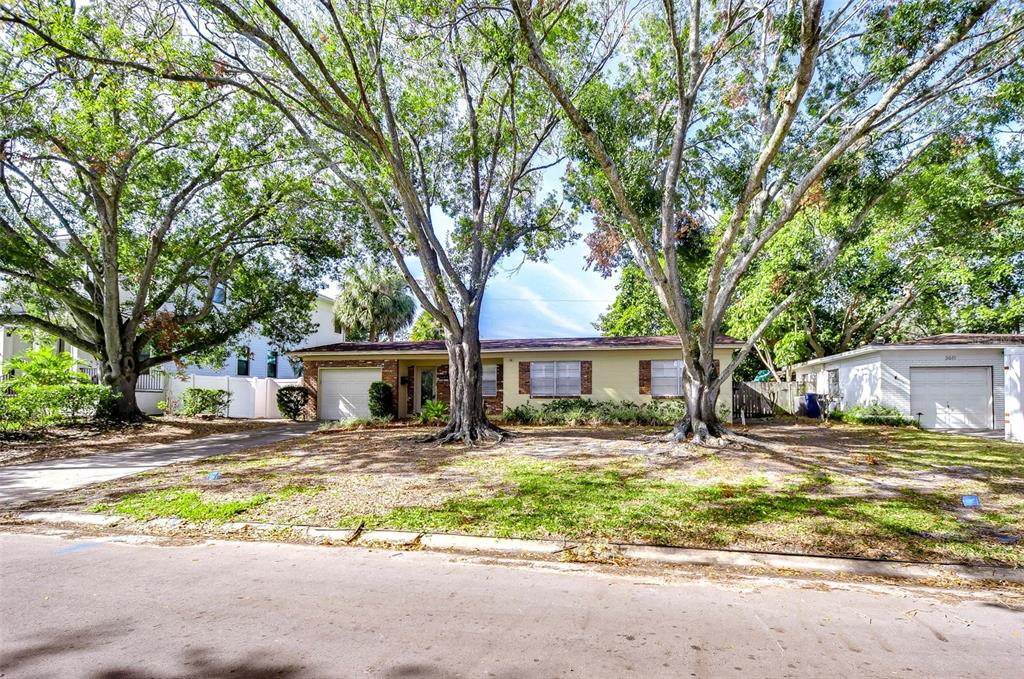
[1,293,345,415]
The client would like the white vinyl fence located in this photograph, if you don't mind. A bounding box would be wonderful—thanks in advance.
[166,375,301,419]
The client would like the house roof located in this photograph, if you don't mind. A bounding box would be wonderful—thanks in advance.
[791,333,1024,370]
[290,334,744,356]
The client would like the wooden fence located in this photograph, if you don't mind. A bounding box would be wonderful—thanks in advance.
[732,381,809,419]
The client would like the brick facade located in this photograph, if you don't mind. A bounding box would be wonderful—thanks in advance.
[518,361,531,394]
[436,364,450,404]
[638,360,651,395]
[423,363,503,416]
[301,358,399,420]
[406,365,415,415]
[485,363,504,416]
[581,361,592,395]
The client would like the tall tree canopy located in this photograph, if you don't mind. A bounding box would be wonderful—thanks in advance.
[334,265,415,342]
[18,0,582,441]
[513,0,1024,441]
[0,11,344,418]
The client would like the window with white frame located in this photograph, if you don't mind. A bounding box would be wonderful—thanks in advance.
[530,361,581,397]
[482,364,498,397]
[651,360,684,397]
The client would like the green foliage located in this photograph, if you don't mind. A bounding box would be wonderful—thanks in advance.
[596,265,674,336]
[0,383,116,432]
[831,402,920,427]
[0,10,347,419]
[0,348,115,430]
[180,388,231,418]
[334,265,415,342]
[275,386,310,421]
[409,312,445,341]
[502,398,685,426]
[5,347,90,386]
[367,381,395,418]
[418,399,449,424]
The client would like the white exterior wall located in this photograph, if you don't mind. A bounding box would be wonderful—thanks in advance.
[795,354,882,408]
[1006,348,1024,442]
[179,295,342,380]
[166,375,301,419]
[878,348,1005,433]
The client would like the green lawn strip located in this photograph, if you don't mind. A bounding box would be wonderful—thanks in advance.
[861,426,1024,477]
[89,483,323,523]
[340,458,1024,566]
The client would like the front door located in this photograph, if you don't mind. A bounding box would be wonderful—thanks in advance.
[418,368,436,412]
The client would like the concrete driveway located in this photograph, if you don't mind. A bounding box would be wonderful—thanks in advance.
[0,422,316,508]
[1,533,1021,678]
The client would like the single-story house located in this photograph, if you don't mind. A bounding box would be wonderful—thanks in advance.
[288,335,743,422]
[791,334,1024,442]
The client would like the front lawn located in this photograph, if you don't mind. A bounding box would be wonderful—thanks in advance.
[37,420,1024,566]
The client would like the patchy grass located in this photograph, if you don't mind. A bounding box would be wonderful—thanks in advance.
[52,421,1024,566]
[342,457,1024,565]
[863,427,1024,477]
[88,481,325,523]
[91,488,272,522]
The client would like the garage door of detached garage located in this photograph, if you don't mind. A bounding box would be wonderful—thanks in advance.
[910,367,993,429]
[319,367,381,420]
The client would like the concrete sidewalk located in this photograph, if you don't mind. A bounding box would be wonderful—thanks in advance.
[0,422,316,508]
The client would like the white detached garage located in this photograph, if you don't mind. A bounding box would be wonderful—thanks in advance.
[792,334,1024,442]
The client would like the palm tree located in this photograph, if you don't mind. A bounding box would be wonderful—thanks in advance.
[334,265,416,342]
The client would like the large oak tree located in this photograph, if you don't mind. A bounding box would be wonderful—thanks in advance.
[512,0,1024,442]
[0,12,344,419]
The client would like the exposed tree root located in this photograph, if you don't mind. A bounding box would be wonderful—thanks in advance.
[420,420,511,446]
[664,420,794,455]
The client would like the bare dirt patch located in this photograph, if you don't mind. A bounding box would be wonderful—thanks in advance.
[0,417,283,467]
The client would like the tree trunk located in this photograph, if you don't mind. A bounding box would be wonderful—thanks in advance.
[426,319,506,444]
[101,356,145,422]
[671,364,727,445]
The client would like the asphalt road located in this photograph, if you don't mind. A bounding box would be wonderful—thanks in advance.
[1,533,1021,678]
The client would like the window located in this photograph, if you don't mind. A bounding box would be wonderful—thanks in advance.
[236,349,250,376]
[482,364,498,397]
[267,351,278,379]
[827,369,840,398]
[651,360,684,397]
[212,284,227,305]
[530,361,581,397]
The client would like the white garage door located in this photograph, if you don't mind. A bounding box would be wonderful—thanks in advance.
[319,368,382,420]
[910,367,993,429]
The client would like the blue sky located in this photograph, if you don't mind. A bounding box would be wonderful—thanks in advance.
[477,234,620,338]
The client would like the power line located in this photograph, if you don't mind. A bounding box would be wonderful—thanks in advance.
[484,297,613,302]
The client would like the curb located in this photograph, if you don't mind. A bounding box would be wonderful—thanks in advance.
[7,510,1022,584]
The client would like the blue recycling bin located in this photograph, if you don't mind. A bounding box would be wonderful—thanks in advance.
[804,393,821,419]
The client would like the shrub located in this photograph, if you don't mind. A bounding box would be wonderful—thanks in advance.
[368,381,395,418]
[180,388,231,417]
[418,399,449,424]
[0,383,115,432]
[276,385,310,421]
[501,398,685,426]
[830,401,919,427]
[6,347,91,386]
[540,398,599,414]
